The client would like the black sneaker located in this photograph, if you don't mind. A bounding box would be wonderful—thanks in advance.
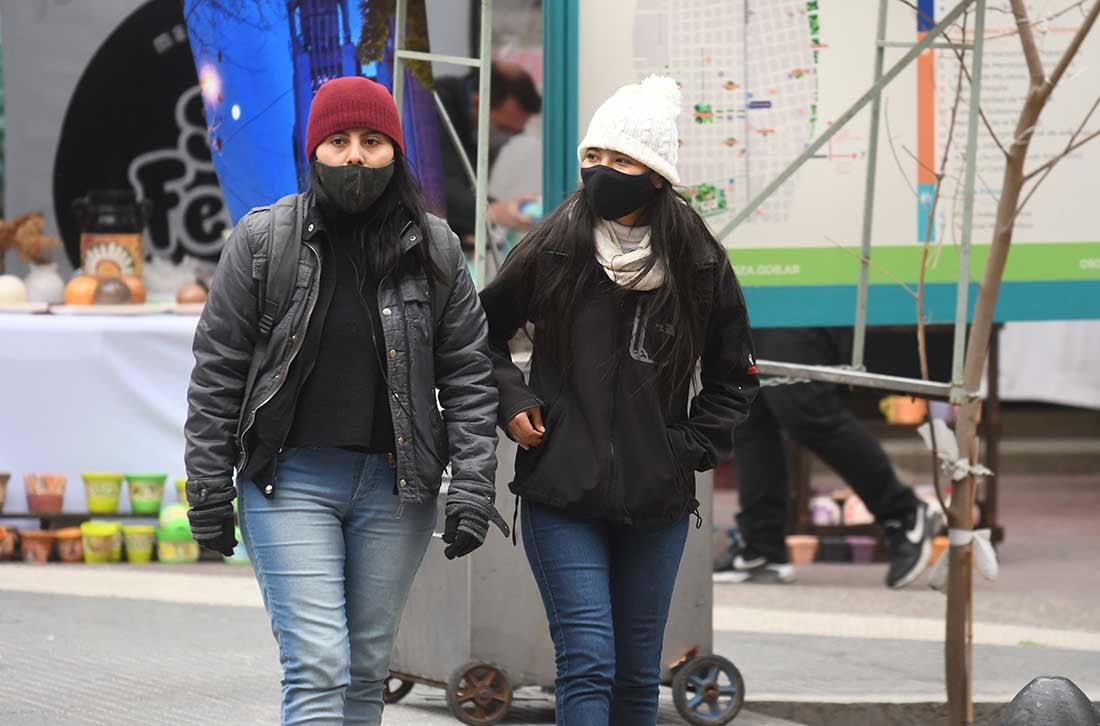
[713,535,794,583]
[714,561,796,584]
[883,500,934,589]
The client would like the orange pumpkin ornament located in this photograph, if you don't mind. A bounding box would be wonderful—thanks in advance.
[121,275,146,304]
[64,275,99,306]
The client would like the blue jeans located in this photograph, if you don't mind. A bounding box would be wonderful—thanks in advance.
[238,447,437,726]
[521,501,689,726]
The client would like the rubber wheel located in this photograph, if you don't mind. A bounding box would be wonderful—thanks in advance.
[672,654,745,725]
[382,676,414,704]
[446,661,513,725]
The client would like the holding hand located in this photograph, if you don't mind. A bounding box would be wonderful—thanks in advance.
[508,407,545,450]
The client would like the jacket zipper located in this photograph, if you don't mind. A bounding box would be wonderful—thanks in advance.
[237,241,322,473]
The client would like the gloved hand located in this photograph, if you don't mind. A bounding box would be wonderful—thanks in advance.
[187,502,237,556]
[443,491,510,560]
[442,512,483,560]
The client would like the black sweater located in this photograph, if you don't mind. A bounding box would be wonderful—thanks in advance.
[285,219,394,453]
[479,242,760,526]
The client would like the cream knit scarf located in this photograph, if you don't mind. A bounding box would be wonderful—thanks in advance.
[593,221,666,291]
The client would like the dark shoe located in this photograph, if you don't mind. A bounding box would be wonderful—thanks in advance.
[883,500,933,589]
[714,533,793,583]
[713,532,767,574]
[714,561,796,584]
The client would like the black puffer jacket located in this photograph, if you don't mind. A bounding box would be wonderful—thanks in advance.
[480,243,759,527]
[184,193,500,517]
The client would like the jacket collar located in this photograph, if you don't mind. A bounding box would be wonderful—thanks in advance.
[303,191,422,253]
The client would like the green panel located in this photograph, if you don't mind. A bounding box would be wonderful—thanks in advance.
[728,242,1100,287]
[541,0,578,215]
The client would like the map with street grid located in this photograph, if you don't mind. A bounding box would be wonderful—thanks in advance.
[633,0,823,225]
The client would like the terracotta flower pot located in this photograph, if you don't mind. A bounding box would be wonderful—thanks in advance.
[786,535,820,565]
[0,472,9,512]
[0,526,19,561]
[21,530,56,563]
[24,474,67,514]
[55,527,85,563]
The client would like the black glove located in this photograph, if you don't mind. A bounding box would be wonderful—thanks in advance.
[442,513,482,560]
[187,502,237,556]
[443,492,511,560]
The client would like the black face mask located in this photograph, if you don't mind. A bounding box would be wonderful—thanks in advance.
[581,164,657,221]
[311,159,394,215]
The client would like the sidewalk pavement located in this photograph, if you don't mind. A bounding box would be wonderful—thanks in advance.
[1,472,1096,725]
[2,557,1098,725]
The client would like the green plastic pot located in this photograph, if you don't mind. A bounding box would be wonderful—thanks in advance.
[81,521,123,563]
[123,524,156,564]
[126,474,166,515]
[82,473,123,514]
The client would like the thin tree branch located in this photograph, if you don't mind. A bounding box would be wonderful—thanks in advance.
[986,0,1091,41]
[1009,0,1047,88]
[1046,0,1100,92]
[823,237,919,299]
[884,101,921,200]
[1015,130,1100,221]
[1023,128,1100,182]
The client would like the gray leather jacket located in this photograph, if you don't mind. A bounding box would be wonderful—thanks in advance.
[184,194,500,520]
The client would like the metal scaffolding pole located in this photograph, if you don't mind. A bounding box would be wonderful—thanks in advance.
[711,0,983,398]
[393,0,494,288]
[951,0,987,403]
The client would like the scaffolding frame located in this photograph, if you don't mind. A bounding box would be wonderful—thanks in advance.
[392,0,495,289]
[716,0,987,404]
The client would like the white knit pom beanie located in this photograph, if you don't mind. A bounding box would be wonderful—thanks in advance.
[577,75,682,186]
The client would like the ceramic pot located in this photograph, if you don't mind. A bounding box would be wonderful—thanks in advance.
[0,526,19,560]
[786,535,820,565]
[21,531,56,563]
[24,474,67,514]
[0,471,9,512]
[55,527,85,563]
[24,262,66,304]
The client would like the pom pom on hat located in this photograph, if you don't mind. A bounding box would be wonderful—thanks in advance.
[577,74,683,186]
[639,74,682,110]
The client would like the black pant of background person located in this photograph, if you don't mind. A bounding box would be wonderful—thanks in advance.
[731,327,930,588]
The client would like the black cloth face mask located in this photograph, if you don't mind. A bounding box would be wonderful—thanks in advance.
[311,159,395,215]
[581,164,658,221]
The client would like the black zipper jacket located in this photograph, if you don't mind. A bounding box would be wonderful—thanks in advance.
[480,243,760,527]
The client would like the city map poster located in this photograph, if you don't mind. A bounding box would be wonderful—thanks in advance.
[580,0,1100,326]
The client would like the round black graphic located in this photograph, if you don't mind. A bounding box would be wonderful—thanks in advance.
[53,0,231,266]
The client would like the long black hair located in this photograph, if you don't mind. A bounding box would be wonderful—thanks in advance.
[310,146,444,284]
[510,181,727,397]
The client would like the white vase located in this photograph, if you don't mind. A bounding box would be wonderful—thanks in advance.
[24,262,66,304]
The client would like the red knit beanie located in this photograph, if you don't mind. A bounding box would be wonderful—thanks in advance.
[305,76,405,159]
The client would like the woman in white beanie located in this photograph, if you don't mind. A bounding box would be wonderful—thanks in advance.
[480,76,759,725]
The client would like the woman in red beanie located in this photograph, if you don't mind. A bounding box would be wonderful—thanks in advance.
[184,76,506,725]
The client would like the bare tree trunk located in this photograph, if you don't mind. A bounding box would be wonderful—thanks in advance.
[945,2,1100,723]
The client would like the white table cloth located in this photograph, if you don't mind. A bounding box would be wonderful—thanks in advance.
[1,314,1096,515]
[0,314,199,513]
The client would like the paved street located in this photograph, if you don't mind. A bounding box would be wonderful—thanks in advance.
[1,475,1097,725]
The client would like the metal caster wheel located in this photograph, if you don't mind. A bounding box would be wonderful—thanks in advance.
[446,661,513,725]
[382,675,414,704]
[672,654,745,725]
